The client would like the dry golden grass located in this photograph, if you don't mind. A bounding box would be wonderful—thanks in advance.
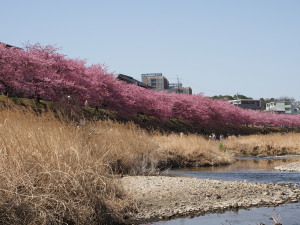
[0,100,260,224]
[1,96,300,223]
[154,134,234,167]
[222,133,300,157]
[81,120,162,175]
[0,105,133,224]
[81,123,234,172]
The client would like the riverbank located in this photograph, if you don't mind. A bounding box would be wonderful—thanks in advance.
[275,162,300,172]
[121,176,300,224]
[0,103,234,224]
[2,102,300,224]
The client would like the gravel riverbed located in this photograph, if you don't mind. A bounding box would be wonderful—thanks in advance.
[275,162,300,172]
[121,176,300,224]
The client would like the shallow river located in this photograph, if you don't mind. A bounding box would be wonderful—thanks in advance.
[151,157,300,225]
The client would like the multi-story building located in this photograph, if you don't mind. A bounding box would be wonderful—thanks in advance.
[167,82,192,95]
[229,99,261,110]
[141,73,169,90]
[141,73,192,94]
[265,100,299,114]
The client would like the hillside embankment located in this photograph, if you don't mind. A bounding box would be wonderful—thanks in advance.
[2,94,300,137]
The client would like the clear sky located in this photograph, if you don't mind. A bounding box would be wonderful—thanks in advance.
[1,0,300,100]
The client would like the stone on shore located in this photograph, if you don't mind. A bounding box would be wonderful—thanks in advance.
[274,162,300,172]
[121,176,300,224]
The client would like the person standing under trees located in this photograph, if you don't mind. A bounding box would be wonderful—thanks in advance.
[209,133,216,140]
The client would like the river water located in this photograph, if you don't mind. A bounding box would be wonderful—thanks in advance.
[151,157,300,225]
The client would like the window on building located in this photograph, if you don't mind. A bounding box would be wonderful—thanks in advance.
[150,79,157,87]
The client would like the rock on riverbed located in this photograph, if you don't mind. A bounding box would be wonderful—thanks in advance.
[275,162,300,172]
[121,176,300,224]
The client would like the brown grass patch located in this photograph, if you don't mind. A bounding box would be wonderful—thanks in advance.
[154,134,234,167]
[0,105,132,224]
[222,133,300,157]
[0,101,237,223]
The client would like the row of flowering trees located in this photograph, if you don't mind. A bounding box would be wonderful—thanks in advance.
[1,43,300,128]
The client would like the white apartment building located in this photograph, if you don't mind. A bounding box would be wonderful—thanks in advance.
[265,100,299,114]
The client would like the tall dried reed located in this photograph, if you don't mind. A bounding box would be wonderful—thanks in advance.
[84,124,234,172]
[222,133,300,157]
[154,133,234,167]
[0,100,235,223]
[0,105,132,224]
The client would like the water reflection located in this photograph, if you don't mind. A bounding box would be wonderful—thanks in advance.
[152,203,300,225]
[170,157,300,184]
[174,157,300,173]
[153,157,300,225]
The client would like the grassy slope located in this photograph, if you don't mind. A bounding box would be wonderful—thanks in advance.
[2,95,299,136]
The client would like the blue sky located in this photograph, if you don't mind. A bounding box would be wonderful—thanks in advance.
[1,0,300,100]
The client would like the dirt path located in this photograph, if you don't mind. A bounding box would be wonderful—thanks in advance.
[121,176,300,224]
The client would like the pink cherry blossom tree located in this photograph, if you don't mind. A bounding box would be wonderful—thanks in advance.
[1,42,300,129]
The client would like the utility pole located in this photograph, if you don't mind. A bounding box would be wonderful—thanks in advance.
[177,75,180,94]
[235,92,239,100]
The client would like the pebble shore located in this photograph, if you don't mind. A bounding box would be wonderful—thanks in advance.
[274,162,300,172]
[121,176,300,224]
